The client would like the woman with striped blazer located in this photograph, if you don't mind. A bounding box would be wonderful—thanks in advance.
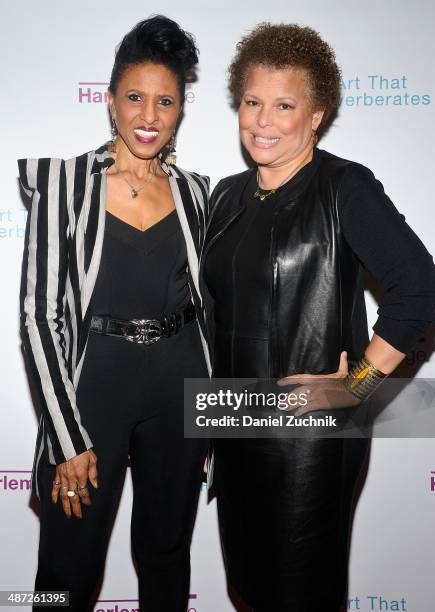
[19,16,211,612]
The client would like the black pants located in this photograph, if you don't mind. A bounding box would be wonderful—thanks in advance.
[33,321,208,611]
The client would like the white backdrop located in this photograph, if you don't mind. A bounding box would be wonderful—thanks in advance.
[1,1,435,610]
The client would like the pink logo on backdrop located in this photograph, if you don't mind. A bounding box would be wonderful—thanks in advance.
[78,82,109,104]
[93,594,198,611]
[78,82,195,104]
[0,470,31,491]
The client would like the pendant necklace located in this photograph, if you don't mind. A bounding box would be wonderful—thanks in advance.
[253,173,283,201]
[253,155,311,201]
[114,162,157,198]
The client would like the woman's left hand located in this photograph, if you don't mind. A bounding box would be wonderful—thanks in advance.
[277,351,361,416]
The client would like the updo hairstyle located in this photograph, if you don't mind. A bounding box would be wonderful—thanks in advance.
[109,15,199,99]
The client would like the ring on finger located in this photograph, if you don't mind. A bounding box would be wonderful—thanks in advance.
[67,489,77,498]
[77,485,88,491]
[52,480,61,486]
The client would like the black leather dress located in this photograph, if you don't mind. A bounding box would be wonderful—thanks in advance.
[203,150,435,611]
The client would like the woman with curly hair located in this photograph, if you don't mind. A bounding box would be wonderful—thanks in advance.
[200,22,435,611]
[19,15,210,612]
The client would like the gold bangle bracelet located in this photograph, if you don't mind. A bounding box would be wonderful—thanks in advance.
[343,355,387,401]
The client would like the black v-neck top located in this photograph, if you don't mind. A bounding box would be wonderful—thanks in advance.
[91,209,191,319]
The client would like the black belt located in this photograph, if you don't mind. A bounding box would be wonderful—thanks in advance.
[90,302,196,345]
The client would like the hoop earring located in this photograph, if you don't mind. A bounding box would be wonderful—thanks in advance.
[165,133,177,165]
[109,117,118,153]
[312,129,318,147]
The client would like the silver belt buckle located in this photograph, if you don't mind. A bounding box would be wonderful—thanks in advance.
[124,319,162,345]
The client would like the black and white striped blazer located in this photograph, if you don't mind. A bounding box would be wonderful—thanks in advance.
[18,142,211,496]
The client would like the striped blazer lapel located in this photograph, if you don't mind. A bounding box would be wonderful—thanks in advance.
[164,163,211,375]
[81,146,113,320]
[166,167,201,296]
[73,146,116,371]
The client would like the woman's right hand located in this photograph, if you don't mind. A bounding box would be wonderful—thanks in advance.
[51,449,98,518]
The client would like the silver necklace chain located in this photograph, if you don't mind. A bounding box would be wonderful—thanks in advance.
[114,162,157,199]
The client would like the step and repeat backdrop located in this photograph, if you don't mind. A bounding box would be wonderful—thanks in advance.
[1,1,435,610]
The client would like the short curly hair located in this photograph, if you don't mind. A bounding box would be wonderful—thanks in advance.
[228,22,341,129]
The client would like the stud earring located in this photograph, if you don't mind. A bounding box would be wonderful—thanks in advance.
[165,133,177,165]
